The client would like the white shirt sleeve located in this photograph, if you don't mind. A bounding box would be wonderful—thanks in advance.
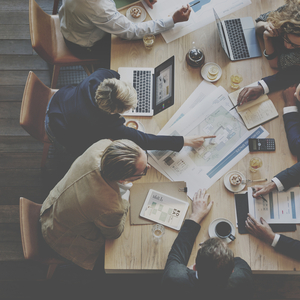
[271,177,284,192]
[90,0,175,40]
[283,106,298,114]
[258,80,269,94]
[271,233,280,247]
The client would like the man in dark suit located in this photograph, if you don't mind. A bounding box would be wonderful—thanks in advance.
[237,65,300,160]
[245,162,300,260]
[161,189,253,300]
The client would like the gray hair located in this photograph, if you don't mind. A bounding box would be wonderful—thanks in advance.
[95,78,137,114]
[101,140,141,181]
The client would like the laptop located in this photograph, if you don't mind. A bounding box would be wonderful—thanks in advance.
[118,56,174,116]
[213,8,262,61]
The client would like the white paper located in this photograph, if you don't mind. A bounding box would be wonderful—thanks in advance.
[142,0,251,43]
[149,87,269,199]
[140,189,189,230]
[248,187,300,224]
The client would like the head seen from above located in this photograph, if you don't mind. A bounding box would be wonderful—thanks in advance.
[100,140,149,182]
[195,238,234,289]
[95,78,137,114]
[268,0,300,49]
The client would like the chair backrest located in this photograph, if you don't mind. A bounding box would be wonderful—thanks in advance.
[19,197,42,260]
[20,71,56,142]
[29,0,55,64]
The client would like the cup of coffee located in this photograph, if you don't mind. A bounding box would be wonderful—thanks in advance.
[215,220,235,241]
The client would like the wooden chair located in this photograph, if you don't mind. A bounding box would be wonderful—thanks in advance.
[29,0,98,88]
[20,71,57,168]
[19,197,66,279]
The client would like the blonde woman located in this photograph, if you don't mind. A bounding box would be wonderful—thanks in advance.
[45,68,214,158]
[256,0,300,69]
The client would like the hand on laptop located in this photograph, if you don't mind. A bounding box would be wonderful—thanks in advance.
[184,135,216,148]
[237,86,264,106]
[144,0,157,9]
[172,5,191,24]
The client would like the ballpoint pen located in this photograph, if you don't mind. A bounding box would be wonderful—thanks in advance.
[190,1,200,7]
[229,103,240,111]
[252,187,267,203]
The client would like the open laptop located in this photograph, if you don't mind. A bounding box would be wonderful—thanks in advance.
[118,56,174,116]
[213,8,261,61]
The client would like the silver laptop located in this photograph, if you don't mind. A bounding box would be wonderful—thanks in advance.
[118,56,175,116]
[213,8,261,61]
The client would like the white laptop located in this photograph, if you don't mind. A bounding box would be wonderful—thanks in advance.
[213,8,262,61]
[118,56,175,116]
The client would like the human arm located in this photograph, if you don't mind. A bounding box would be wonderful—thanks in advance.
[237,85,264,106]
[274,162,300,191]
[183,135,216,148]
[144,0,157,9]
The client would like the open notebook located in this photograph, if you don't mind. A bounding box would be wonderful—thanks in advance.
[228,82,278,129]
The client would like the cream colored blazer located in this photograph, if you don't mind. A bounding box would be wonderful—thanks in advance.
[40,140,129,270]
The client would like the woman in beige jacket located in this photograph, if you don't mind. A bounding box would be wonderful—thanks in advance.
[40,139,149,270]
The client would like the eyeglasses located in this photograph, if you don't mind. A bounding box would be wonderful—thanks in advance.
[130,150,149,177]
[282,34,300,48]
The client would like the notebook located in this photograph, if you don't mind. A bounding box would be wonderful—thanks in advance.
[118,56,175,116]
[213,8,262,61]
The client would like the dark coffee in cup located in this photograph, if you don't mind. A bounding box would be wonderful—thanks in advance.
[215,221,235,241]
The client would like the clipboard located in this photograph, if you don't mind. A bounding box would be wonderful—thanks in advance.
[129,181,188,225]
[235,193,296,234]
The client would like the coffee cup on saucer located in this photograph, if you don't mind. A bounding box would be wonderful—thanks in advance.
[215,220,235,241]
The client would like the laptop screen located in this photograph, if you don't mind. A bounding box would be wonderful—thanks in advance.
[154,56,174,115]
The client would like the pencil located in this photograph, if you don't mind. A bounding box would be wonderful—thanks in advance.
[190,1,200,7]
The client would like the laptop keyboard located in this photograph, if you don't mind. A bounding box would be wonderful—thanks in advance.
[224,19,250,60]
[132,70,152,113]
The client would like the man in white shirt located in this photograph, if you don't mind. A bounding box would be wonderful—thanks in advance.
[59,0,191,59]
[245,162,300,260]
[236,65,300,160]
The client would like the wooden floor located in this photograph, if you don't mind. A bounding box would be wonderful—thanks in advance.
[1,0,300,299]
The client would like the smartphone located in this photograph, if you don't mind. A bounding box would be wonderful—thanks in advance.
[248,138,275,152]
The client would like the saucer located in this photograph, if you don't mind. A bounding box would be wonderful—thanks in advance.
[201,62,222,83]
[208,218,236,243]
[126,6,146,23]
[223,170,246,193]
[125,119,145,132]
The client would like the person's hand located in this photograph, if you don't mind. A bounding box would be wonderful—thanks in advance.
[189,189,213,224]
[252,182,277,198]
[144,0,157,9]
[184,135,216,148]
[283,85,298,107]
[245,213,275,245]
[237,86,264,106]
[172,5,191,24]
[262,21,280,39]
[294,83,300,101]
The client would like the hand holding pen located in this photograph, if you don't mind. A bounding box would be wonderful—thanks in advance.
[252,187,267,202]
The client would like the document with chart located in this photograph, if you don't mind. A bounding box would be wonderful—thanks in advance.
[248,187,300,224]
[142,0,251,43]
[148,87,268,199]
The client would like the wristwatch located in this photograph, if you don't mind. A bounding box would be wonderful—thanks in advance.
[263,49,277,60]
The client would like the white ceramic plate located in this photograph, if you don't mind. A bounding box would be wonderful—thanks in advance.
[126,6,146,23]
[125,119,145,132]
[201,62,222,82]
[223,170,246,193]
[208,218,236,243]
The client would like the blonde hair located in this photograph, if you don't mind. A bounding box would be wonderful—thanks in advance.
[268,0,300,36]
[101,140,141,181]
[95,78,137,114]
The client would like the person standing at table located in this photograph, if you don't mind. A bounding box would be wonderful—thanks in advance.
[40,139,151,270]
[236,65,300,160]
[161,189,253,300]
[59,0,191,59]
[245,162,300,260]
[45,68,215,159]
[256,0,300,70]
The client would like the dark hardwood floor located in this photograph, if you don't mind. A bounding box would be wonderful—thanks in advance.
[1,0,300,299]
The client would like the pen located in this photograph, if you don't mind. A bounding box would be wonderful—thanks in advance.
[229,103,240,111]
[190,1,200,7]
[252,187,267,203]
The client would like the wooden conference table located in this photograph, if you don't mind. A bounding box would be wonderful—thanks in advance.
[105,0,300,274]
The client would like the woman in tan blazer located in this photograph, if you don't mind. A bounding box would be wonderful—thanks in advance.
[40,139,149,270]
